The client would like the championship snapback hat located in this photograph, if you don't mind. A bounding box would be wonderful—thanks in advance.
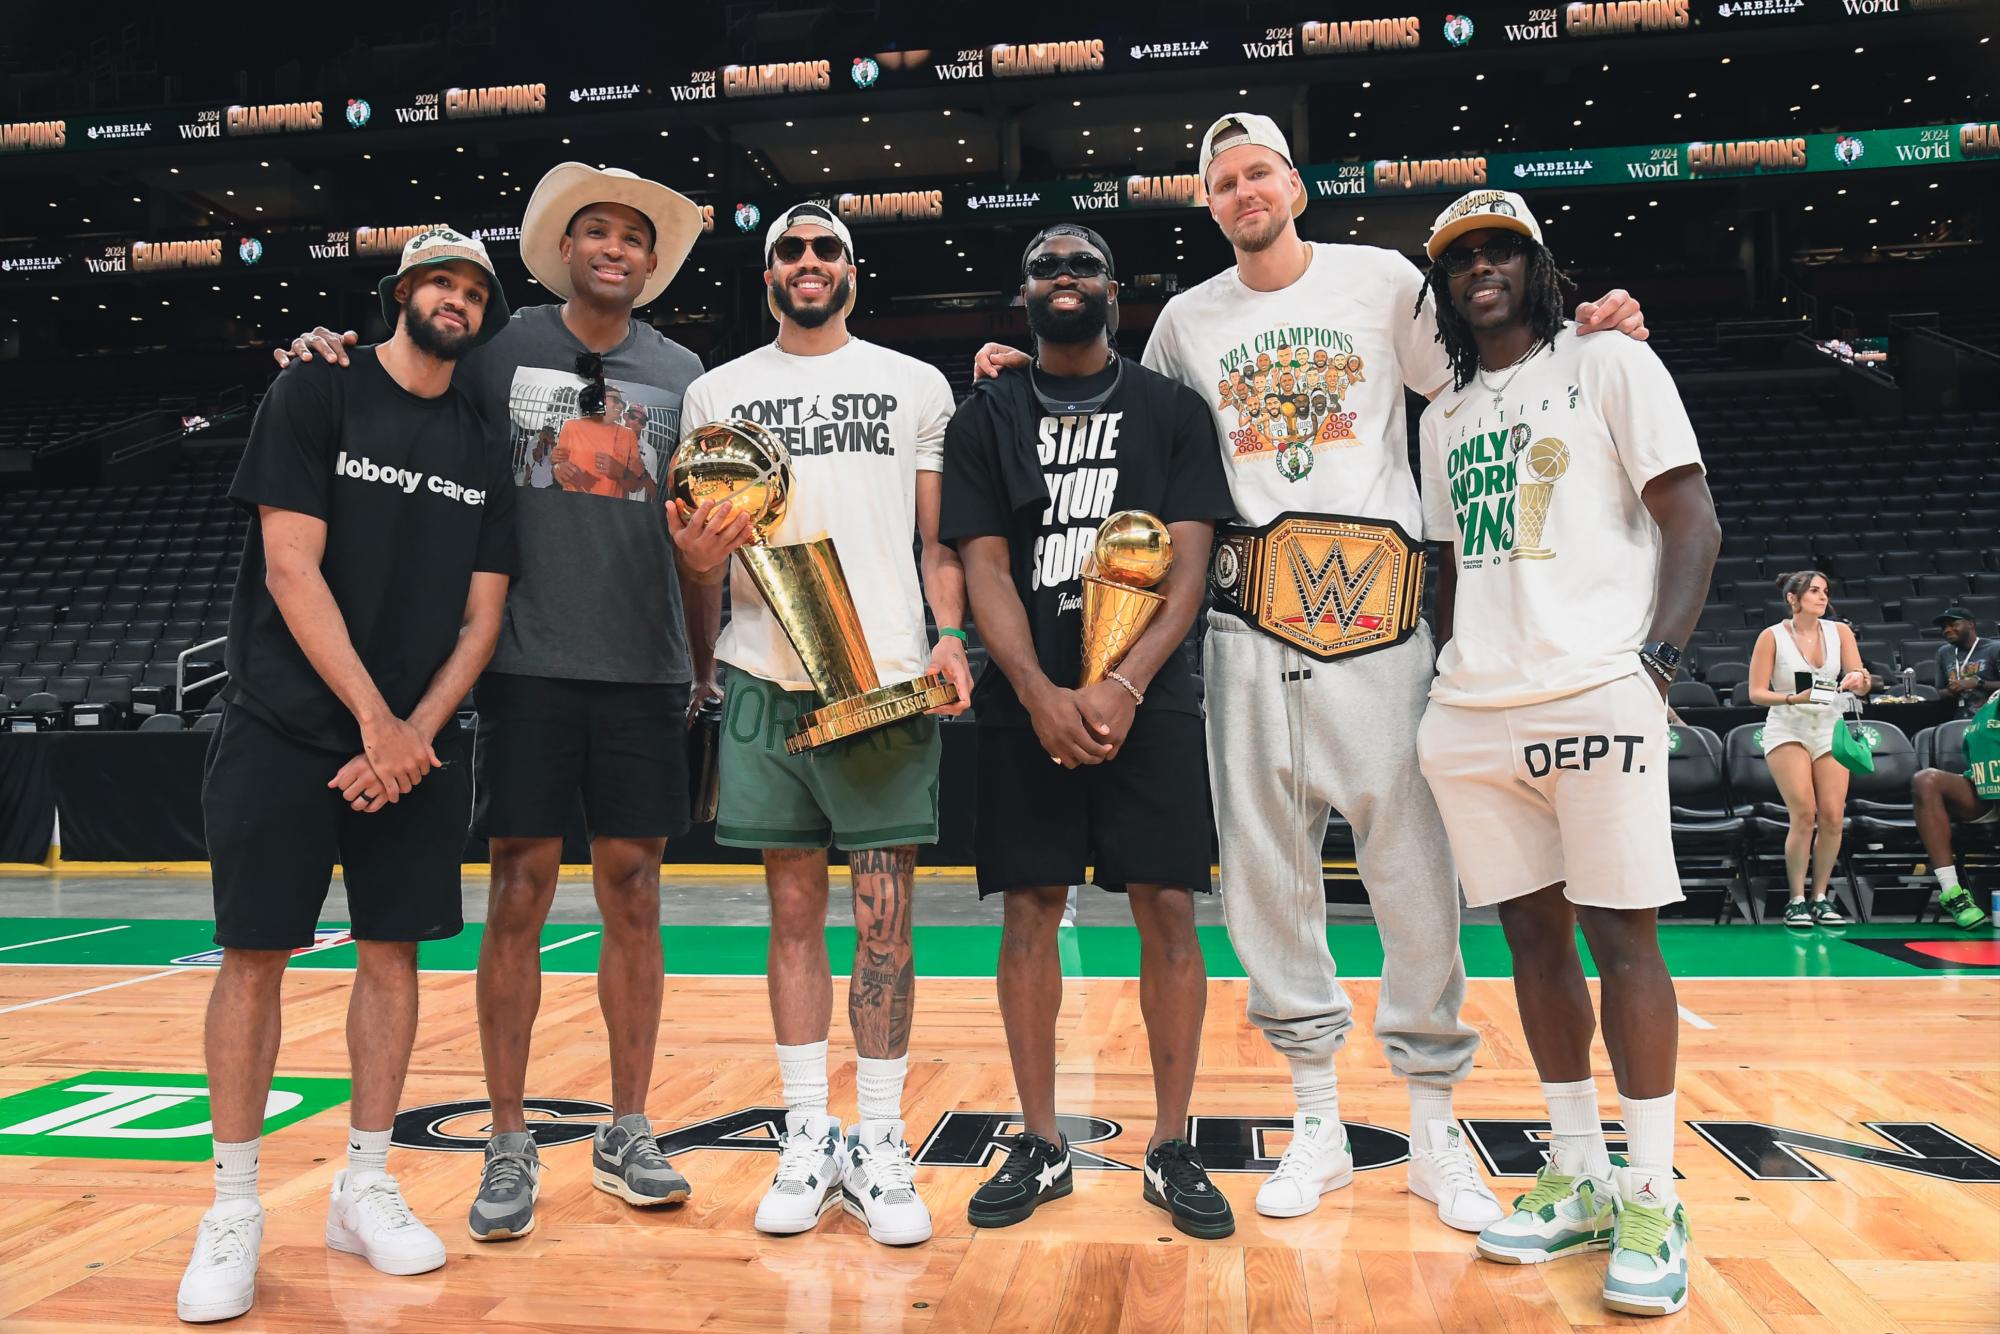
[1426,190,1545,259]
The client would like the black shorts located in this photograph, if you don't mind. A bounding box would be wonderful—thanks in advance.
[202,704,471,950]
[471,672,692,842]
[974,711,1215,897]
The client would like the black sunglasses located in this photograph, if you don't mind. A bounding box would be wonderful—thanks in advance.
[771,234,847,265]
[1437,232,1531,276]
[1025,251,1109,281]
[575,352,607,417]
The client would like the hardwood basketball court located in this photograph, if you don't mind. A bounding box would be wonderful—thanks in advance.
[1,910,1995,1331]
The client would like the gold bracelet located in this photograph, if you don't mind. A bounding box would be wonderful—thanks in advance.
[1106,670,1144,705]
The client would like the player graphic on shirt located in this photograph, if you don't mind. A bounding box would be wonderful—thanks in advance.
[1220,330,1363,460]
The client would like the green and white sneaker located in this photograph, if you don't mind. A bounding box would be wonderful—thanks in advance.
[1782,899,1812,929]
[1473,1157,1615,1264]
[1940,885,1991,931]
[1602,1166,1691,1317]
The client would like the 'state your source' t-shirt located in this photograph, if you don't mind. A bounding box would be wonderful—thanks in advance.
[678,337,956,692]
[940,359,1235,728]
[1142,242,1452,534]
[451,303,704,685]
[1419,324,1703,709]
[225,347,517,754]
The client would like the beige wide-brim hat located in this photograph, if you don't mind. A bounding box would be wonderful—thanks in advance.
[519,163,702,309]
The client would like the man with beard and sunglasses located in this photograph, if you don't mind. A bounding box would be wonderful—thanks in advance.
[974,115,1648,1234]
[941,225,1238,1238]
[276,164,715,1242]
[179,229,516,1323]
[669,203,972,1248]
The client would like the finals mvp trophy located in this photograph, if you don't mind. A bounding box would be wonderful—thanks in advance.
[1079,510,1173,686]
[670,419,957,754]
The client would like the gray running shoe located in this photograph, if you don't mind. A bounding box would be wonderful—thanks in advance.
[468,1132,541,1242]
[592,1114,690,1207]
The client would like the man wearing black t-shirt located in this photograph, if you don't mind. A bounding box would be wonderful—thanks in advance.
[178,228,517,1323]
[941,225,1238,1239]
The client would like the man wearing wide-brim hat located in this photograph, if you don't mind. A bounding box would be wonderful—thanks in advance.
[279,163,725,1242]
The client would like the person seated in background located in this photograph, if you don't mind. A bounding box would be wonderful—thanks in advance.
[1936,609,2000,718]
[1746,571,1871,928]
[1911,689,1998,931]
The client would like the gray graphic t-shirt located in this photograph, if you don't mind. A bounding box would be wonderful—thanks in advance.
[454,304,703,684]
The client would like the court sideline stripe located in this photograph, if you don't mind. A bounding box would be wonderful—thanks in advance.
[0,924,130,954]
[1677,1003,1717,1029]
[539,930,600,955]
[0,966,191,1016]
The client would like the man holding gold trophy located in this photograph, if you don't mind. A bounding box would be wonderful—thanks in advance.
[942,225,1238,1238]
[667,203,971,1248]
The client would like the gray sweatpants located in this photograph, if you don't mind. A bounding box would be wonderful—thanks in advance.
[1203,611,1479,1089]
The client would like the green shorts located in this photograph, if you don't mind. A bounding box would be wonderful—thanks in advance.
[715,667,942,851]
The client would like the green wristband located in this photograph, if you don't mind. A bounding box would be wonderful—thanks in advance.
[938,626,968,645]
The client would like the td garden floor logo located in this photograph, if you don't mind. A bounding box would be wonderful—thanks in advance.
[0,1072,351,1162]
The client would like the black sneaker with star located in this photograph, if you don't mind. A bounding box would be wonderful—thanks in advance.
[1144,1140,1235,1239]
[967,1133,1072,1229]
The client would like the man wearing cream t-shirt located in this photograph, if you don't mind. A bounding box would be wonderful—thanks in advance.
[670,202,972,1251]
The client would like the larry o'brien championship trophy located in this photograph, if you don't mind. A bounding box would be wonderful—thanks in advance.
[1079,510,1173,687]
[670,419,957,754]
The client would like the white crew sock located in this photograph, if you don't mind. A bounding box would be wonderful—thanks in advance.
[1289,1055,1339,1121]
[1541,1078,1611,1179]
[1408,1084,1455,1148]
[776,1040,829,1119]
[346,1126,392,1181]
[213,1136,260,1204]
[855,1054,908,1127]
[1618,1090,1678,1204]
[1936,864,1961,893]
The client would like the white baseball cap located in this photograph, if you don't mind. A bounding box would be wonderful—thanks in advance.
[1426,189,1545,259]
[519,162,702,309]
[1198,112,1306,218]
[762,202,858,320]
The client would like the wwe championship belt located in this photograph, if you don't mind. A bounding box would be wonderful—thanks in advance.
[1209,512,1427,662]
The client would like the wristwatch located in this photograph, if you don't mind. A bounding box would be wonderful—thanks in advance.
[1638,639,1683,686]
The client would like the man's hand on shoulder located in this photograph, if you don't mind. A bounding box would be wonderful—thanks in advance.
[1574,290,1648,342]
[273,327,358,370]
[973,343,1030,381]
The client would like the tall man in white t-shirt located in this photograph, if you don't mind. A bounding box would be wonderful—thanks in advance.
[983,114,1647,1231]
[669,203,973,1248]
[1414,190,1717,1317]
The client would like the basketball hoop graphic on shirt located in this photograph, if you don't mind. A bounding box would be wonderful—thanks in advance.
[1513,436,1569,560]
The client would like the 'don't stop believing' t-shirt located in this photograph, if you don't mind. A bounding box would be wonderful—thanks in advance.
[224,347,517,754]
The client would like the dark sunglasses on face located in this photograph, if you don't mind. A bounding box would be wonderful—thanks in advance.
[1025,251,1109,281]
[575,352,607,417]
[771,234,847,265]
[1437,232,1531,276]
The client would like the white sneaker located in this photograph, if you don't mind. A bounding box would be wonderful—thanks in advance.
[177,1198,263,1323]
[841,1119,933,1245]
[755,1112,845,1235]
[326,1168,447,1275]
[1255,1113,1354,1218]
[1408,1119,1505,1232]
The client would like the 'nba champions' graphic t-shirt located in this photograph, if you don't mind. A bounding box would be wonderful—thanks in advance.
[939,360,1235,728]
[1419,324,1702,710]
[1142,243,1452,532]
[224,348,518,754]
[679,338,956,692]
[451,303,703,686]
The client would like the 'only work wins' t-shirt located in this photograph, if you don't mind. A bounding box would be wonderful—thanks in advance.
[224,347,518,753]
[940,358,1234,727]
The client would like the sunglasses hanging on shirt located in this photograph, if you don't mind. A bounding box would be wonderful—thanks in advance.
[574,351,607,417]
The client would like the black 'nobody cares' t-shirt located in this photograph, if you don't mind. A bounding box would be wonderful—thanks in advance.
[224,348,518,754]
[941,358,1234,728]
